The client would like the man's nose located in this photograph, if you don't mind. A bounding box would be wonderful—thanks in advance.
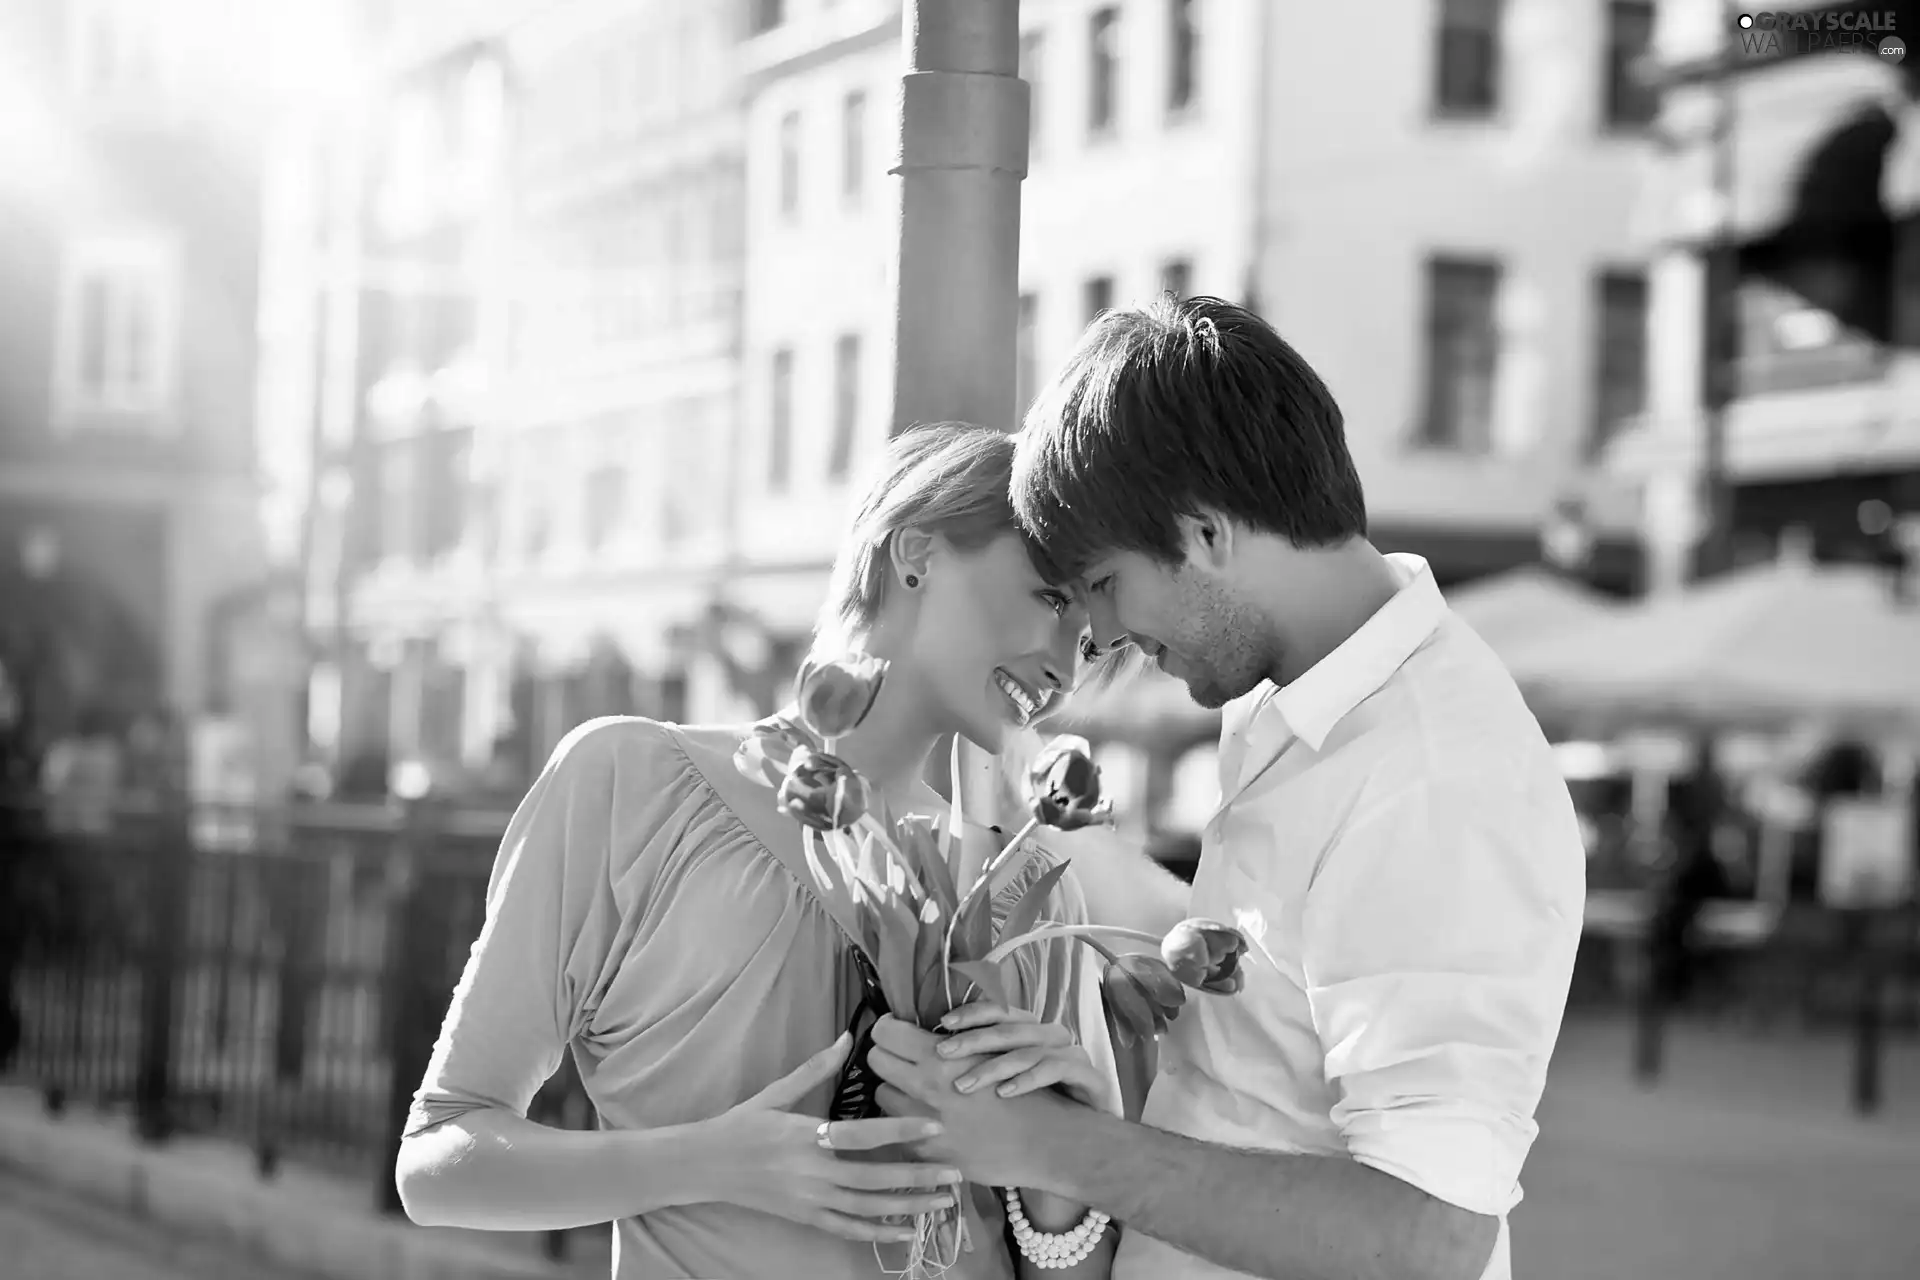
[1088,597,1127,651]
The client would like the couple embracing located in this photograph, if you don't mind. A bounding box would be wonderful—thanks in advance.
[395,297,1585,1280]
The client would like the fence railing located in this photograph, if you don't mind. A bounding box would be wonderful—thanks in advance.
[0,790,593,1258]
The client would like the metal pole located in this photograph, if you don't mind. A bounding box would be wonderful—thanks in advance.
[1638,4,1741,1087]
[887,0,1028,435]
[1697,2,1739,580]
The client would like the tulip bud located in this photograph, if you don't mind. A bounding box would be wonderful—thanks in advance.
[777,748,871,832]
[795,653,889,740]
[733,716,815,790]
[1026,734,1114,831]
[1161,917,1249,995]
[1100,951,1187,1046]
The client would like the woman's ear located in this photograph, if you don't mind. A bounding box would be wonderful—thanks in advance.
[890,525,936,588]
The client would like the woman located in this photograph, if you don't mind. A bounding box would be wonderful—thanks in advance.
[396,423,1123,1278]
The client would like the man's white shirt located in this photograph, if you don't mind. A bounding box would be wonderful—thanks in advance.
[1111,555,1586,1280]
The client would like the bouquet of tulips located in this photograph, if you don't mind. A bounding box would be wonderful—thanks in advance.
[734,654,1266,1278]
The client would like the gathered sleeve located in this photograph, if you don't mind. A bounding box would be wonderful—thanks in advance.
[1299,772,1584,1218]
[403,717,683,1138]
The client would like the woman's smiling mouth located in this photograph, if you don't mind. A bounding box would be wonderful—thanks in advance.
[994,669,1042,725]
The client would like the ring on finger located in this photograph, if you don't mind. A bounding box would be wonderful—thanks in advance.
[816,1121,835,1151]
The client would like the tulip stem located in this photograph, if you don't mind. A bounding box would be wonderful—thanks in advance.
[982,923,1161,967]
[855,814,926,901]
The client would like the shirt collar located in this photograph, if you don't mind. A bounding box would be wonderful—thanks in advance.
[1265,553,1448,751]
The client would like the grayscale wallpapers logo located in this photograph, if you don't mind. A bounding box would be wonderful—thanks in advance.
[1737,10,1905,63]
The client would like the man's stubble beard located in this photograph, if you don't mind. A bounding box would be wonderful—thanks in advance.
[1175,581,1271,710]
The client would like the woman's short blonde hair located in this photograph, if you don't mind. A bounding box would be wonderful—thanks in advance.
[815,422,1066,650]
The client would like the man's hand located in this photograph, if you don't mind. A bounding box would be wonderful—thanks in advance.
[867,1014,1071,1190]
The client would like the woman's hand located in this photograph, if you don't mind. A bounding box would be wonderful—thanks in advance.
[933,1002,1104,1109]
[704,1033,966,1244]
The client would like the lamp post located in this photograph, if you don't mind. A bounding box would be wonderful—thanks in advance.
[887,0,1028,435]
[1637,1,1742,1087]
[1696,0,1740,582]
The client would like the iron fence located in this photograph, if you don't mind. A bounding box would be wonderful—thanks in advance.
[0,789,594,1259]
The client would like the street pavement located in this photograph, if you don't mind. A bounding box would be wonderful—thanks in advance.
[1515,1013,1920,1279]
[0,1165,310,1280]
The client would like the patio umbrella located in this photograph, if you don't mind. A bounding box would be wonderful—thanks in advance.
[1446,565,1618,666]
[1506,558,1920,735]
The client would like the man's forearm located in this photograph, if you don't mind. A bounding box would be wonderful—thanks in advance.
[1022,1100,1496,1280]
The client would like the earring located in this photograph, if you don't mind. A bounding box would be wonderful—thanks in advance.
[904,574,919,588]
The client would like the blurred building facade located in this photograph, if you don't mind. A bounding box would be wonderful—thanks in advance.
[1611,0,1920,593]
[280,0,1764,790]
[280,0,751,791]
[0,0,270,748]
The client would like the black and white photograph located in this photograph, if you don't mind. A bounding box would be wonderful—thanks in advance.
[1,1,1917,1277]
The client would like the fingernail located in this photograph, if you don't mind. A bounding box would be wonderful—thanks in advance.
[996,1083,1016,1097]
[936,1042,957,1057]
[954,1077,975,1093]
[941,1168,963,1183]
[919,1122,945,1138]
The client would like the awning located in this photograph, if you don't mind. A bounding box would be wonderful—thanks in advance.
[1633,53,1910,251]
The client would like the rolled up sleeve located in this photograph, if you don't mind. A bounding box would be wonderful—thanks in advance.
[1300,773,1584,1218]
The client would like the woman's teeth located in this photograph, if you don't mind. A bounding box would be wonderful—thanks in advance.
[995,671,1038,723]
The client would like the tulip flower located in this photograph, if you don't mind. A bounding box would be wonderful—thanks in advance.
[1026,734,1112,832]
[1161,917,1249,995]
[777,748,871,832]
[795,653,888,740]
[733,716,816,790]
[1101,952,1187,1047]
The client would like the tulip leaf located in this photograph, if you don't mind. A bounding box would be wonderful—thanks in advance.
[950,959,1010,1009]
[995,859,1073,953]
[910,819,961,915]
[954,888,995,962]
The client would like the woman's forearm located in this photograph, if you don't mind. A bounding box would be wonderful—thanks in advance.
[397,1106,722,1231]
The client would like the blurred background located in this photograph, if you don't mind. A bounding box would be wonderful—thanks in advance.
[1,0,1918,1276]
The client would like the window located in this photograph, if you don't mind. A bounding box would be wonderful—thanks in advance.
[1419,257,1501,453]
[1160,258,1193,301]
[55,233,178,421]
[1083,275,1115,325]
[1603,1,1657,129]
[1433,0,1502,118]
[748,0,784,36]
[768,348,794,490]
[1016,293,1038,420]
[1020,31,1044,152]
[68,1,167,106]
[1167,0,1199,114]
[583,463,626,549]
[830,333,860,479]
[1088,7,1120,137]
[778,110,800,219]
[841,90,866,203]
[1591,269,1648,455]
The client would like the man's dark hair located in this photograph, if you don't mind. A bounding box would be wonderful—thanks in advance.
[1011,295,1366,578]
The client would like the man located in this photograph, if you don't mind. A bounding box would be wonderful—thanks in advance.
[868,296,1585,1280]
